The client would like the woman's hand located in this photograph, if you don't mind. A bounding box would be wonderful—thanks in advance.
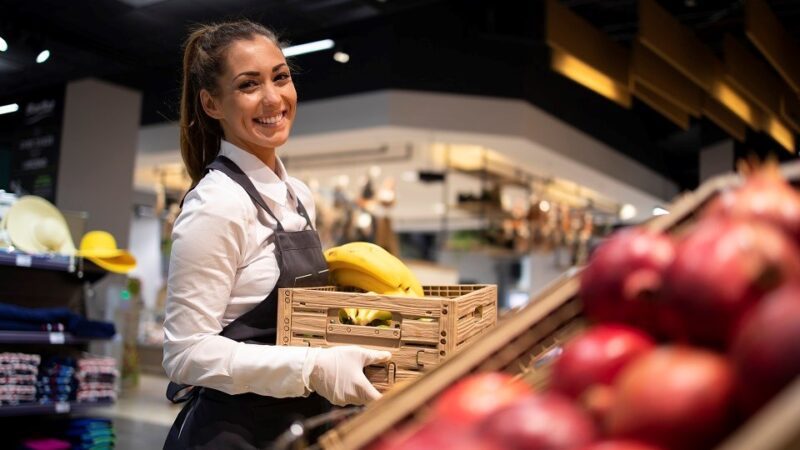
[305,346,392,406]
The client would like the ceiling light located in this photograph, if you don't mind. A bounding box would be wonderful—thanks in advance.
[0,103,19,115]
[283,39,334,57]
[333,51,350,63]
[619,203,638,221]
[652,206,669,216]
[36,49,50,64]
[0,36,7,52]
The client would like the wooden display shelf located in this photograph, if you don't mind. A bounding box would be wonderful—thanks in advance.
[0,400,114,417]
[277,285,498,391]
[319,161,800,450]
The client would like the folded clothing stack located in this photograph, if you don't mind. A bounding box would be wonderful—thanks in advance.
[0,352,39,405]
[37,356,77,404]
[75,357,117,403]
[64,417,115,450]
[0,303,116,338]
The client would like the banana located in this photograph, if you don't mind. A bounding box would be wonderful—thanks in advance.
[325,242,425,297]
[331,268,398,295]
[356,309,393,326]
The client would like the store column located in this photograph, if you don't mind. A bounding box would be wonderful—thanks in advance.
[56,78,141,245]
[55,78,142,360]
[699,139,734,183]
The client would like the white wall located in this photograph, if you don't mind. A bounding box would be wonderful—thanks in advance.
[58,78,141,247]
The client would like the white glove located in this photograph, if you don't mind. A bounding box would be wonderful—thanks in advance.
[303,345,392,406]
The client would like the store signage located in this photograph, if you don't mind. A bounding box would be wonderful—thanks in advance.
[4,86,65,203]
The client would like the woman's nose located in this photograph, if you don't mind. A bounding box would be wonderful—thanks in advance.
[261,83,281,105]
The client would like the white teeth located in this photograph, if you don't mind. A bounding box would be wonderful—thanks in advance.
[256,113,283,124]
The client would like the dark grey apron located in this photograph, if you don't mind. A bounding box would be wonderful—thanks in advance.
[164,155,331,449]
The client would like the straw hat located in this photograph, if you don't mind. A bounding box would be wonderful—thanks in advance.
[77,230,137,274]
[4,196,76,255]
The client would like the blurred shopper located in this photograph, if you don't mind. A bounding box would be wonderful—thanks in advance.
[162,20,390,449]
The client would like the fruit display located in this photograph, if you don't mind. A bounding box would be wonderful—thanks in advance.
[324,241,425,326]
[365,163,800,450]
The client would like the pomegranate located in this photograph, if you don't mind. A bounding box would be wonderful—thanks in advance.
[478,392,597,450]
[606,346,736,450]
[661,218,800,347]
[580,228,675,333]
[375,418,503,450]
[578,441,664,450]
[431,372,532,426]
[551,324,653,399]
[730,282,800,415]
[704,162,800,244]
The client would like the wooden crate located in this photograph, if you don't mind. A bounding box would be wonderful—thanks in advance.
[319,161,800,450]
[276,285,498,391]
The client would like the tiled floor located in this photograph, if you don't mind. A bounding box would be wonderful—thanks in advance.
[96,374,182,449]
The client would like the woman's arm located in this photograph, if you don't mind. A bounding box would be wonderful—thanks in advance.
[162,177,313,398]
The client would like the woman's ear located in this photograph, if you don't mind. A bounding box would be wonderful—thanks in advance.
[200,89,223,120]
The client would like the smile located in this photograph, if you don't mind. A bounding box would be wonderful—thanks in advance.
[253,111,286,127]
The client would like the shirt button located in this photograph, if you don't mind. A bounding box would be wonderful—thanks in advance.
[245,385,250,390]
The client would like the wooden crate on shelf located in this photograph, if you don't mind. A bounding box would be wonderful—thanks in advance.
[319,161,800,450]
[276,284,497,391]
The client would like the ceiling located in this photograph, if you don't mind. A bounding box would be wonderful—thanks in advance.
[2,0,800,191]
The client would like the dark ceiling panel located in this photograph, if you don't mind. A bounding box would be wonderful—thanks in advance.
[0,0,799,190]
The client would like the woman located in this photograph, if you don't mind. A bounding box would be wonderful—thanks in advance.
[162,20,391,449]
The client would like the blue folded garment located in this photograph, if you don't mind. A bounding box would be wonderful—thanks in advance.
[0,303,115,338]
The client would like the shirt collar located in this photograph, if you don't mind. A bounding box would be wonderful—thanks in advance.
[219,139,291,207]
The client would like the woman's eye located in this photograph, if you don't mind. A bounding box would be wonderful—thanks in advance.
[239,81,258,90]
[275,72,291,82]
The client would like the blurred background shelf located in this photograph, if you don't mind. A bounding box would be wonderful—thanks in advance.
[0,400,115,418]
[0,331,113,345]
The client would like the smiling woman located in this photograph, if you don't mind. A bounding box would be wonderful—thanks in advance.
[162,20,390,450]
[198,36,297,173]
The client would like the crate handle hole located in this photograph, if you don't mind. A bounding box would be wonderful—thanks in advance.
[473,305,483,320]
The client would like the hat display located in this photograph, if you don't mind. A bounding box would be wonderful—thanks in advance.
[77,231,137,274]
[4,196,76,255]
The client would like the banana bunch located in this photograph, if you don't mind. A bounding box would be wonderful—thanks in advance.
[325,242,425,326]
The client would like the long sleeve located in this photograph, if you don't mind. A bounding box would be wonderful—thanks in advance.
[162,176,314,398]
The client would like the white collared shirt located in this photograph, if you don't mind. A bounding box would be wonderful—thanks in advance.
[162,140,316,398]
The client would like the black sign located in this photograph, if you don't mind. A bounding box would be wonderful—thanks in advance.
[2,87,65,203]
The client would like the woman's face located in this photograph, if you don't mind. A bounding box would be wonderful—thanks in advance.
[201,35,297,155]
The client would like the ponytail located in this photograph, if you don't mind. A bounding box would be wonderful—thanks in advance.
[179,20,283,187]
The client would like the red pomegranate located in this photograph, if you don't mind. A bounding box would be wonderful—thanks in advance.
[578,440,664,450]
[551,324,655,400]
[431,372,532,426]
[661,218,800,348]
[374,418,504,450]
[478,392,597,450]
[606,347,736,450]
[580,228,675,333]
[704,163,800,244]
[730,282,800,415]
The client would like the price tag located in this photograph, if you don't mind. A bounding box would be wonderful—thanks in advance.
[15,254,32,267]
[49,332,66,344]
[55,402,70,414]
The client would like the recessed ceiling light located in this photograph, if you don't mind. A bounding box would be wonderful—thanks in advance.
[283,39,334,57]
[0,37,7,52]
[36,50,50,63]
[0,103,19,115]
[333,51,350,63]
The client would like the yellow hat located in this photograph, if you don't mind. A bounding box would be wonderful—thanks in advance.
[4,196,76,255]
[77,230,137,274]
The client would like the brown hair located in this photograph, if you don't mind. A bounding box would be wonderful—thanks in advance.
[179,20,284,186]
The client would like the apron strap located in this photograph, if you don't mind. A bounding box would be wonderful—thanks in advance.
[295,198,314,231]
[207,155,285,232]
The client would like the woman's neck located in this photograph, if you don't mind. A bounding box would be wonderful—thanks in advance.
[226,137,276,172]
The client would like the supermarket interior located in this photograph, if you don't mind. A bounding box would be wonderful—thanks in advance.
[1,0,800,449]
